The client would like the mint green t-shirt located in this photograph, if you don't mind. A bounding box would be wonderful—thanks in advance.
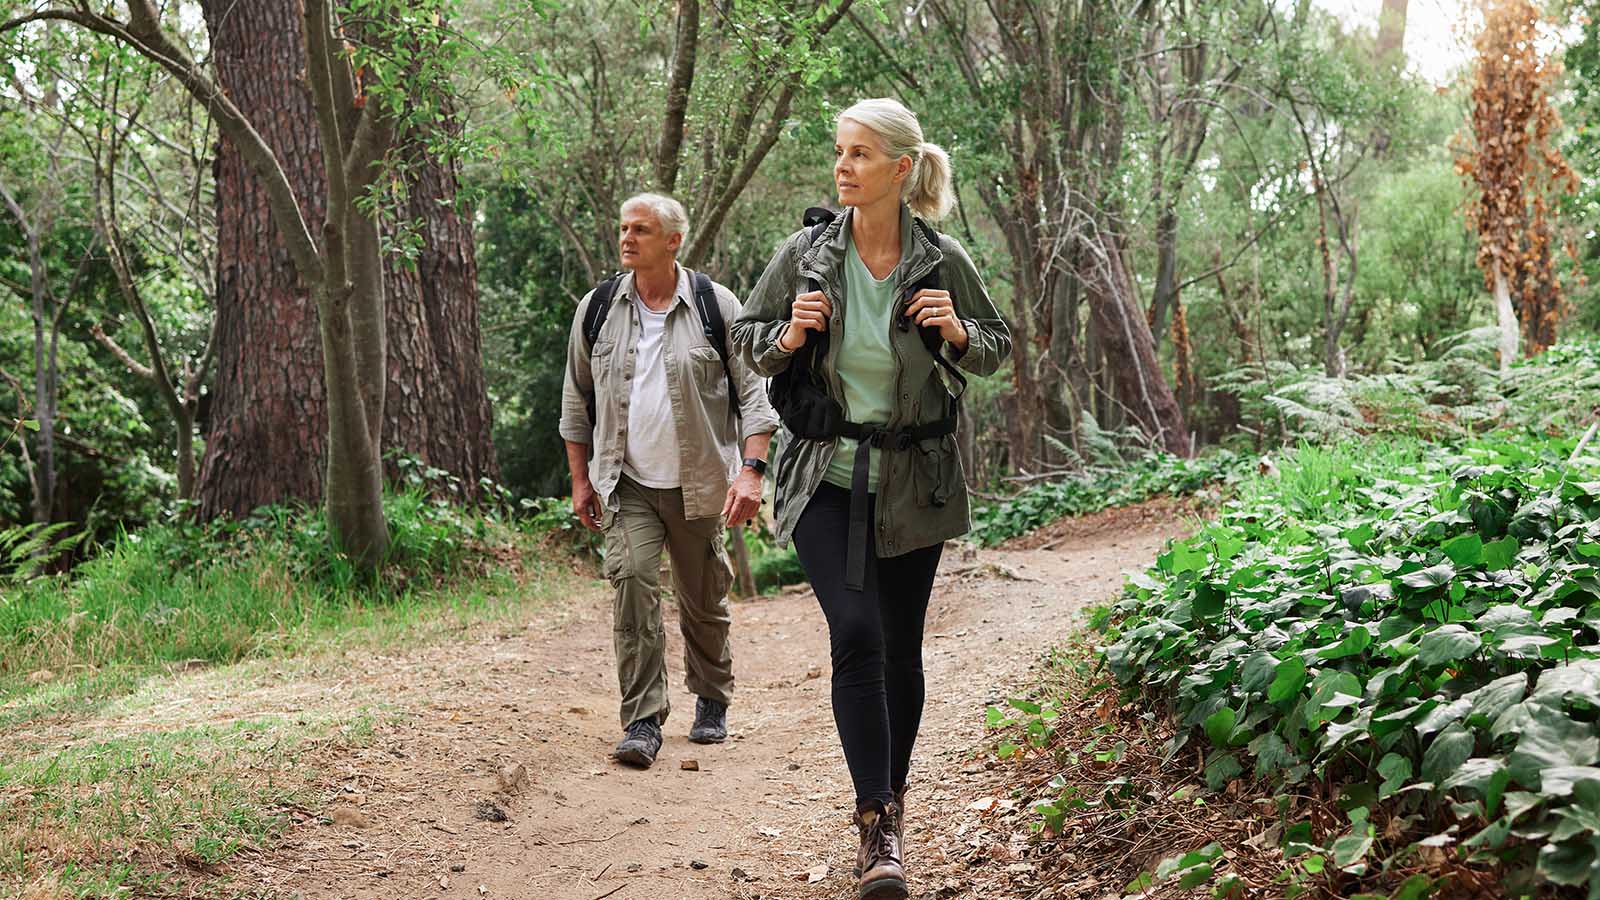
[822,235,899,492]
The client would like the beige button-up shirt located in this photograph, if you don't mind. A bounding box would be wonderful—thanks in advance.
[560,265,780,521]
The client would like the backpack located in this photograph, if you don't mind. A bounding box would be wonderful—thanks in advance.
[581,269,740,422]
[767,207,967,443]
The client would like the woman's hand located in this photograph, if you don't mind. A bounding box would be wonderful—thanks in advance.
[778,290,832,352]
[907,289,968,352]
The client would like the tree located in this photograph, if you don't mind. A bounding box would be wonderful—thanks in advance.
[1460,0,1579,371]
[195,0,498,525]
[0,0,476,565]
[924,0,1191,462]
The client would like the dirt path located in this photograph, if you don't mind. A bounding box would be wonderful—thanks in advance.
[237,509,1181,900]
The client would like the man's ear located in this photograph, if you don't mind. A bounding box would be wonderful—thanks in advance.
[669,231,685,254]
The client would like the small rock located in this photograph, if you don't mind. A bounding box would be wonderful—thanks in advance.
[626,862,642,873]
[731,867,752,881]
[786,762,801,771]
[805,666,822,680]
[473,800,508,822]
[690,859,709,870]
[496,764,529,794]
[568,706,591,715]
[450,863,466,873]
[681,759,700,771]
[329,806,368,828]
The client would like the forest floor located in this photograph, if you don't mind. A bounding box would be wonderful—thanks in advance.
[9,500,1191,900]
[215,500,1190,900]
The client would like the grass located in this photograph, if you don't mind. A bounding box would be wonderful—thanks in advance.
[0,487,593,898]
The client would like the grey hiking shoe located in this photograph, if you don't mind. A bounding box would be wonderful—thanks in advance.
[614,717,662,768]
[688,697,728,744]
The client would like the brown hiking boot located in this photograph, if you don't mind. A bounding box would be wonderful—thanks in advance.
[853,801,907,899]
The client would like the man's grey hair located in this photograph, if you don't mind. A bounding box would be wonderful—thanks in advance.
[621,193,690,241]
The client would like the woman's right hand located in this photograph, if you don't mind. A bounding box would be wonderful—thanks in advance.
[779,290,832,352]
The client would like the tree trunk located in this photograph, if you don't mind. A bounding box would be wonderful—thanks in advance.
[1081,231,1190,456]
[1149,207,1180,346]
[1376,0,1408,67]
[1493,264,1518,375]
[197,0,497,522]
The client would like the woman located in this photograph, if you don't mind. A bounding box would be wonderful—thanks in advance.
[731,98,1011,899]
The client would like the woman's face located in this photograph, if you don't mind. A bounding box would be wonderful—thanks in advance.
[834,118,910,211]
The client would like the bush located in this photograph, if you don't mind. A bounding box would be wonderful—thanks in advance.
[1101,429,1600,892]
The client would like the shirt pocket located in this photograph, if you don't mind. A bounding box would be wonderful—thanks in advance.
[589,339,616,385]
[687,346,727,396]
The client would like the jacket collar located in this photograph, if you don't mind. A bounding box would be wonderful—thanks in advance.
[798,204,942,291]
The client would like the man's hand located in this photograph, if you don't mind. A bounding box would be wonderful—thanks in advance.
[572,476,602,531]
[721,467,763,528]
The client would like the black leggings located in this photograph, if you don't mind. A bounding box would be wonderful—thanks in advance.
[792,482,943,810]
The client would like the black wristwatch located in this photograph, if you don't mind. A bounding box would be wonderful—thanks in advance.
[742,457,768,476]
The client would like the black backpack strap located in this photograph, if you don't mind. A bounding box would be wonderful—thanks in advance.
[689,271,742,421]
[581,273,623,423]
[583,273,624,350]
[899,221,969,402]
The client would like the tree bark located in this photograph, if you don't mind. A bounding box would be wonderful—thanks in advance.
[656,0,700,193]
[0,177,58,525]
[197,0,497,522]
[1082,231,1189,456]
[1493,265,1518,375]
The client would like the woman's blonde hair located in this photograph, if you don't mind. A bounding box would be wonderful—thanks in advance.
[837,98,955,221]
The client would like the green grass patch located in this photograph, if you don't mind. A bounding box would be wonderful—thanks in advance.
[0,711,376,898]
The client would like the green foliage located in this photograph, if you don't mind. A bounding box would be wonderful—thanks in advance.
[1218,335,1600,445]
[969,451,1251,547]
[0,484,539,685]
[1101,425,1600,891]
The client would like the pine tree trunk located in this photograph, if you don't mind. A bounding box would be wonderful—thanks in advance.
[197,0,497,522]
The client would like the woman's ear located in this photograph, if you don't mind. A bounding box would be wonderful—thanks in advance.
[894,154,913,185]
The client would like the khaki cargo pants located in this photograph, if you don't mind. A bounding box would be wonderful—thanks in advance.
[602,475,736,728]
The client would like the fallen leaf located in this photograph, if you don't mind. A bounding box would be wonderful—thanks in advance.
[794,863,829,883]
[758,826,782,838]
[681,759,700,771]
[966,797,998,814]
[437,875,449,890]
[330,806,368,828]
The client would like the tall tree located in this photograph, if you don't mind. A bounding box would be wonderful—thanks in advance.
[926,0,1190,462]
[1,0,481,564]
[1460,0,1579,370]
[196,0,498,523]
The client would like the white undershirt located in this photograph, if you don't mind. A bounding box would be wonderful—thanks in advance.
[622,296,682,489]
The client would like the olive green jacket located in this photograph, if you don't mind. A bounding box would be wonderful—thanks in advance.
[730,205,1011,556]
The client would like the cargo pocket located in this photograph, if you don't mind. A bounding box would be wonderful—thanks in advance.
[912,435,960,509]
[600,515,628,584]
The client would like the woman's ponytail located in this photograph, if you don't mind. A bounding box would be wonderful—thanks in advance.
[906,141,955,222]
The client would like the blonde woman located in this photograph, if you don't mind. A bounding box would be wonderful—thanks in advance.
[732,98,1011,899]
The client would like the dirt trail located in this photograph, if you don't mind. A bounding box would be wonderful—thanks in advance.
[238,508,1181,900]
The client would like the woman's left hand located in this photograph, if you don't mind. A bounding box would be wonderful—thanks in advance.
[907,289,969,352]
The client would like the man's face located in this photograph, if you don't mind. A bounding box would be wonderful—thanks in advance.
[618,205,681,272]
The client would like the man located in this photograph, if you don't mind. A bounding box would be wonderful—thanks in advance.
[559,193,780,768]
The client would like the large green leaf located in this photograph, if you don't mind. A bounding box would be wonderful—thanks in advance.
[1317,626,1373,660]
[1509,704,1600,788]
[1421,724,1475,784]
[1417,624,1482,667]
[1268,656,1308,703]
[1400,561,1457,590]
[1441,533,1484,567]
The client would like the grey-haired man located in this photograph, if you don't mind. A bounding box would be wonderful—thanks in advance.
[559,193,779,768]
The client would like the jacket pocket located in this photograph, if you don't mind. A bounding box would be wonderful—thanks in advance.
[912,434,960,509]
